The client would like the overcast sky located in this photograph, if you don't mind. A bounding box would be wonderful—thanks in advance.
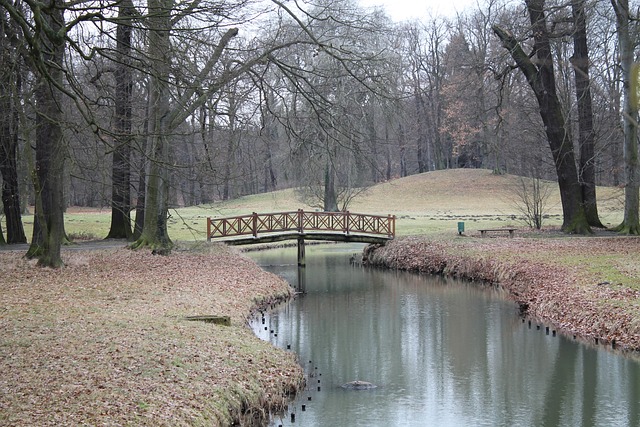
[358,0,479,21]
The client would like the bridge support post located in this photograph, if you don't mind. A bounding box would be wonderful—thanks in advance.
[297,237,305,267]
[297,265,306,293]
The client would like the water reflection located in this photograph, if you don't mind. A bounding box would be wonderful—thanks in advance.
[250,244,640,427]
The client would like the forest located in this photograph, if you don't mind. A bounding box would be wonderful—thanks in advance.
[0,0,639,266]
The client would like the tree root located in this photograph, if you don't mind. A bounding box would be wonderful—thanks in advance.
[611,222,640,235]
[129,236,173,255]
[561,220,593,235]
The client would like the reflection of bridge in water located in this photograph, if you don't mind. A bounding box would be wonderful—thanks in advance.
[207,209,395,266]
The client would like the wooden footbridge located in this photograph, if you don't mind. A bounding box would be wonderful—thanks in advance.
[207,209,395,265]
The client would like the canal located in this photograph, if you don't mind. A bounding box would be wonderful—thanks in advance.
[249,244,640,427]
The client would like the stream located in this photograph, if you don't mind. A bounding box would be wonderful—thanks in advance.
[249,243,640,427]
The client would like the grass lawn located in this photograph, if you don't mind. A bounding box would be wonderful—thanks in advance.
[9,169,623,242]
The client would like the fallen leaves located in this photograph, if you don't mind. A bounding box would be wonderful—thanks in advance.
[0,245,304,426]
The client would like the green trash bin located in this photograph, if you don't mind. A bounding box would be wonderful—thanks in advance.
[457,221,465,235]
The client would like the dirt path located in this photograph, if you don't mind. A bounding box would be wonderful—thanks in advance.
[0,239,129,252]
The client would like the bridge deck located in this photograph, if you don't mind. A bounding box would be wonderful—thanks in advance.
[207,210,395,245]
[216,231,392,245]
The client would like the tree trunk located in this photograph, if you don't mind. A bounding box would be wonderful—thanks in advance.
[130,0,172,252]
[368,105,379,183]
[264,141,277,193]
[415,89,427,173]
[493,0,590,234]
[132,146,146,240]
[0,16,27,244]
[106,0,134,240]
[259,90,278,193]
[222,89,239,201]
[323,160,338,212]
[222,137,235,201]
[385,121,392,180]
[398,121,407,177]
[130,12,237,249]
[132,93,150,240]
[611,0,640,234]
[132,127,171,252]
[571,0,604,228]
[0,127,27,244]
[26,0,67,266]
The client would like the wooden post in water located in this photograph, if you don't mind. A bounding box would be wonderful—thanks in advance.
[297,265,306,293]
[297,236,305,267]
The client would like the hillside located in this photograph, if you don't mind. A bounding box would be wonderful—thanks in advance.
[14,168,623,241]
[353,169,546,214]
[203,169,623,237]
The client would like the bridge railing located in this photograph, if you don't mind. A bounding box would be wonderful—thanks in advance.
[207,209,395,241]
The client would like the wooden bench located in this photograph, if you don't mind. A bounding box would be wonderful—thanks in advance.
[479,228,516,238]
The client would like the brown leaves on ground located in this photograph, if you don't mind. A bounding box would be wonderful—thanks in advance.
[366,235,640,352]
[0,245,303,426]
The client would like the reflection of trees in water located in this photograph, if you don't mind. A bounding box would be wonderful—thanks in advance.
[251,247,640,425]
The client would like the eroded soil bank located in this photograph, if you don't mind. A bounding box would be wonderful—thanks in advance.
[0,244,304,426]
[364,235,640,354]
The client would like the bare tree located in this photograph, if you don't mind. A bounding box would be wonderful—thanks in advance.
[493,0,591,234]
[571,0,604,228]
[401,19,448,172]
[252,0,394,211]
[1,0,70,266]
[106,0,135,240]
[0,7,27,244]
[131,0,385,249]
[611,0,640,234]
[591,1,624,187]
[130,0,181,252]
[511,172,553,229]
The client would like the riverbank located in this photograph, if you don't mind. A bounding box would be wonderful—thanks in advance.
[0,245,304,426]
[364,234,640,354]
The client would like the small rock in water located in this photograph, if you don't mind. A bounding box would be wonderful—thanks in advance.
[340,380,377,390]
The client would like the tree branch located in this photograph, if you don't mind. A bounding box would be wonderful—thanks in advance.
[491,25,543,95]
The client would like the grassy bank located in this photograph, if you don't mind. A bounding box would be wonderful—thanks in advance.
[364,235,640,354]
[0,245,304,426]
